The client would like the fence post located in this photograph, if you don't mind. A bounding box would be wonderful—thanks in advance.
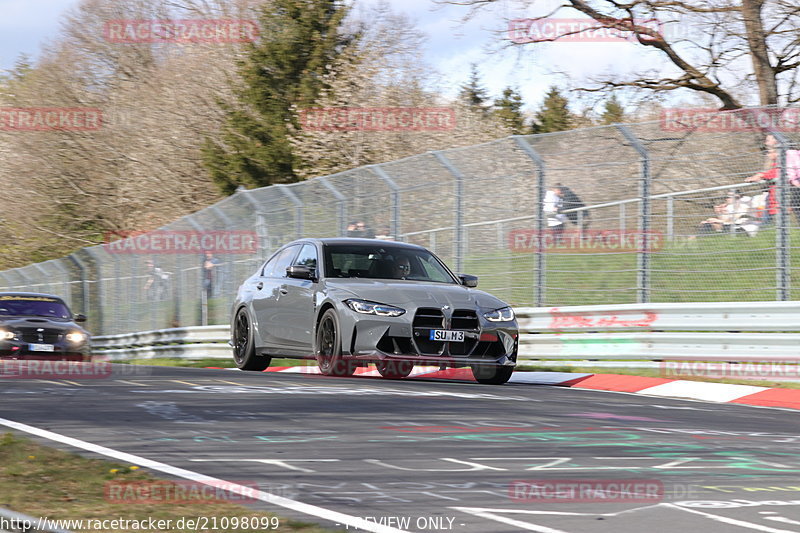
[666,196,674,241]
[32,263,52,295]
[368,165,401,241]
[513,136,546,307]
[68,255,90,317]
[432,151,465,273]
[276,184,304,239]
[83,248,106,334]
[770,130,792,301]
[615,125,651,304]
[183,217,210,326]
[620,203,626,232]
[235,189,267,256]
[318,177,348,237]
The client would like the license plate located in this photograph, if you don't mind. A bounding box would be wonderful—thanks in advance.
[429,330,465,342]
[29,343,54,352]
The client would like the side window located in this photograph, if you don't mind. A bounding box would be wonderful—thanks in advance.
[263,245,299,278]
[419,255,451,283]
[260,254,279,277]
[293,244,318,271]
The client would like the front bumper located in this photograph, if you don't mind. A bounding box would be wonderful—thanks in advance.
[340,309,518,368]
[0,340,90,361]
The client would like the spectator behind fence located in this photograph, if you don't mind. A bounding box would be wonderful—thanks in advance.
[696,193,758,237]
[544,185,566,241]
[143,259,169,300]
[745,134,779,224]
[202,251,222,299]
[554,184,590,228]
[346,219,375,238]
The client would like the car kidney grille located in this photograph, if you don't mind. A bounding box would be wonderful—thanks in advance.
[413,308,444,329]
[451,310,479,330]
[17,328,62,344]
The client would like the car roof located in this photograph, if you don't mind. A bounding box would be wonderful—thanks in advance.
[0,292,66,301]
[293,238,427,250]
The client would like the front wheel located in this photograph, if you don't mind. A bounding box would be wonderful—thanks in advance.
[316,309,355,377]
[376,360,414,379]
[232,308,271,371]
[471,364,513,385]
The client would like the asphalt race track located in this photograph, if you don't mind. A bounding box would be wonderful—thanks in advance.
[2,365,800,533]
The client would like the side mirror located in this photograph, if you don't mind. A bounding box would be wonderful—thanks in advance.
[458,274,478,288]
[74,314,87,322]
[286,265,315,280]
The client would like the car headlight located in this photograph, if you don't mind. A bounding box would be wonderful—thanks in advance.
[345,299,406,317]
[66,332,87,343]
[484,307,515,322]
[0,329,14,340]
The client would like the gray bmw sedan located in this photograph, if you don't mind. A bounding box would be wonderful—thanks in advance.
[231,238,517,384]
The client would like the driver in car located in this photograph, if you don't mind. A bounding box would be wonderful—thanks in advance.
[393,255,412,279]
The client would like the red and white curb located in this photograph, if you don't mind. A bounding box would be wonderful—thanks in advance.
[262,366,800,411]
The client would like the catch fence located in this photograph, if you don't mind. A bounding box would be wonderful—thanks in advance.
[2,107,799,335]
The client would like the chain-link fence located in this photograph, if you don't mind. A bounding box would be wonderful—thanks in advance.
[2,107,799,335]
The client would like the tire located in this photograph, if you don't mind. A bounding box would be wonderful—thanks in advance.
[376,360,414,379]
[471,364,513,385]
[316,309,355,377]
[233,308,271,371]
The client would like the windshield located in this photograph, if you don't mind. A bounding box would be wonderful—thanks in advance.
[0,296,72,319]
[323,244,457,283]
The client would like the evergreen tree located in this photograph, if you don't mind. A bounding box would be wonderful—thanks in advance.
[534,86,573,133]
[202,0,355,194]
[600,93,625,124]
[458,64,489,111]
[493,87,526,134]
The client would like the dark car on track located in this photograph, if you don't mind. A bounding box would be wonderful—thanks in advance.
[0,293,90,360]
[230,238,518,384]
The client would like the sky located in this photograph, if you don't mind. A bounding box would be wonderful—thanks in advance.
[0,0,665,111]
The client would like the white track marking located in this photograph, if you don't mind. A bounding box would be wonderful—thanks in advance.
[0,416,408,533]
[450,507,571,532]
[665,503,797,532]
[112,380,148,386]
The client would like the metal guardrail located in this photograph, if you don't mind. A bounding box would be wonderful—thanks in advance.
[91,302,800,363]
[92,325,229,360]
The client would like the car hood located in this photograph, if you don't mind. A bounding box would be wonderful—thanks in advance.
[0,317,86,333]
[324,279,509,310]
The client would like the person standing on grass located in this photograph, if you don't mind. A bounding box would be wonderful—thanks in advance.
[554,184,590,228]
[202,250,221,299]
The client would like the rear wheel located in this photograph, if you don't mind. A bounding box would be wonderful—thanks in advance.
[376,360,414,379]
[316,309,355,377]
[233,309,271,371]
[471,364,513,385]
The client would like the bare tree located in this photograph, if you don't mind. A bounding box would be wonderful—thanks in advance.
[443,0,800,109]
[290,2,513,179]
[0,0,263,267]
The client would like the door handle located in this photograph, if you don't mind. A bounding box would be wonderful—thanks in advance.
[256,282,263,290]
[279,287,288,295]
